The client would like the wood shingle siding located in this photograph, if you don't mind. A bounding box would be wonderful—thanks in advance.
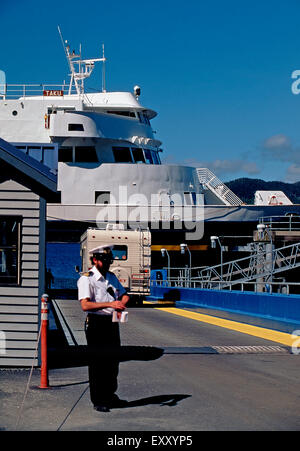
[0,138,57,367]
[0,180,44,366]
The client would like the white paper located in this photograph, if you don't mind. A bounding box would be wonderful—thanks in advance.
[112,311,128,323]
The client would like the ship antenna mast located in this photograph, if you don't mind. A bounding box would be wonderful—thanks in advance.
[102,44,106,93]
[58,25,107,95]
[58,25,78,94]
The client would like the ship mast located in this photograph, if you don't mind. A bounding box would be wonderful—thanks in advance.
[58,26,106,95]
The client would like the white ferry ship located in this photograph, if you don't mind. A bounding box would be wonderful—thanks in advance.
[0,30,299,254]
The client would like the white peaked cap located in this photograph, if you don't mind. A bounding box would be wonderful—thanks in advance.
[89,244,114,255]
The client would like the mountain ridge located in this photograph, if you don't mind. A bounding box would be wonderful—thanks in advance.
[225,178,300,204]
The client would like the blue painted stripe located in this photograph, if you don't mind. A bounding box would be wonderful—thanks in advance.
[150,285,300,328]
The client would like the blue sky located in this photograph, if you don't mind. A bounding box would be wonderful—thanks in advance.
[2,0,300,183]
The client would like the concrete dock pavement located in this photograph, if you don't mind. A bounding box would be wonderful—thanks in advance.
[51,298,87,346]
[1,298,300,431]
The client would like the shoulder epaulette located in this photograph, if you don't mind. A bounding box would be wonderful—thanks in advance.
[80,271,93,277]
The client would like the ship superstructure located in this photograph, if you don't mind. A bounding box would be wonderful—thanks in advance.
[1,31,300,241]
[0,31,212,228]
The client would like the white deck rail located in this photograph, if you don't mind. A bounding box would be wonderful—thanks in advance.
[196,168,243,206]
[0,83,76,99]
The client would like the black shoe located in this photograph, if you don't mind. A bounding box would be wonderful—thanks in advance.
[109,395,129,408]
[94,404,110,413]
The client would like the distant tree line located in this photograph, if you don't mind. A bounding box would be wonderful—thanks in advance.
[225,178,300,204]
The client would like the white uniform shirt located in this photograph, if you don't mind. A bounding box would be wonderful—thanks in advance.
[77,266,126,316]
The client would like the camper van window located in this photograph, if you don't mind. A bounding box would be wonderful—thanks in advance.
[112,245,127,261]
[0,217,21,286]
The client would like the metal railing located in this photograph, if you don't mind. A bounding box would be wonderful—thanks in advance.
[195,167,243,206]
[194,241,300,288]
[151,278,300,295]
[259,215,300,231]
[153,241,300,293]
[0,83,76,99]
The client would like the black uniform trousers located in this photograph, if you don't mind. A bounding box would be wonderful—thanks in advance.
[85,313,121,406]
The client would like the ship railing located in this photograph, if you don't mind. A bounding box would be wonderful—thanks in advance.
[195,167,243,206]
[155,241,300,291]
[259,214,300,231]
[196,241,300,286]
[0,83,77,99]
[151,278,300,295]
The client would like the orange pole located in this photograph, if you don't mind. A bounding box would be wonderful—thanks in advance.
[40,294,49,389]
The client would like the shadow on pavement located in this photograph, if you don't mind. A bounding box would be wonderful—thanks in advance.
[48,344,164,369]
[46,333,190,412]
[113,394,191,409]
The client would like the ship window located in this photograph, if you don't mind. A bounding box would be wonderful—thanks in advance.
[58,147,73,162]
[112,245,127,261]
[0,217,21,286]
[112,147,133,163]
[144,149,153,164]
[75,146,98,162]
[68,123,84,131]
[43,146,55,167]
[132,148,145,163]
[107,111,136,118]
[184,192,196,205]
[28,146,43,162]
[152,151,160,165]
[138,112,150,125]
[95,191,110,204]
[15,146,27,155]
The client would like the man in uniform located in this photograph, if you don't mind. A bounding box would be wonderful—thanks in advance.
[77,245,130,412]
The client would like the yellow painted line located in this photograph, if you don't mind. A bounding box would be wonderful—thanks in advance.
[153,306,299,348]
